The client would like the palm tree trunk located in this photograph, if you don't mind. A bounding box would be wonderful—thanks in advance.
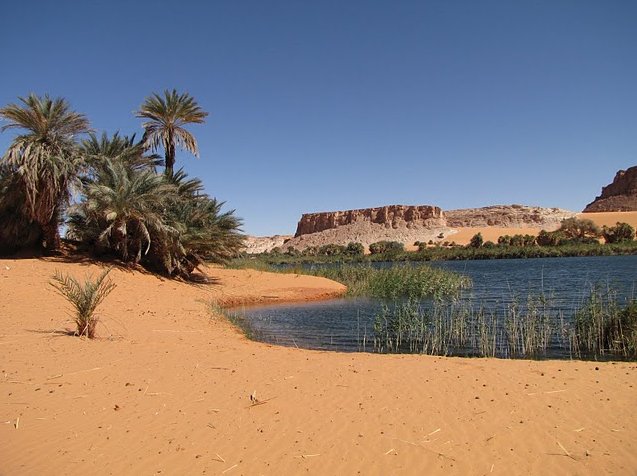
[42,214,61,254]
[165,136,175,177]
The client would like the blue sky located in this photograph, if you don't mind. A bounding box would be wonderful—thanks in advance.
[1,1,636,236]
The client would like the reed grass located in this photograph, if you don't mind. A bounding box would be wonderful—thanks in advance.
[372,288,637,360]
[308,264,471,299]
[570,287,637,359]
[228,259,471,300]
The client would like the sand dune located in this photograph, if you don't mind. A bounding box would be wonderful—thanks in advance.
[444,211,637,246]
[1,258,636,475]
[578,211,637,229]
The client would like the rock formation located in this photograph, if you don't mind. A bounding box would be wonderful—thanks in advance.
[243,235,292,254]
[243,204,578,254]
[445,205,574,228]
[295,205,445,236]
[583,166,637,212]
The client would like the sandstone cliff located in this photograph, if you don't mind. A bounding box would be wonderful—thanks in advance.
[583,166,637,212]
[295,205,445,236]
[445,205,574,228]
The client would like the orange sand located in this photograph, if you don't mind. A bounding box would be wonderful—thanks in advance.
[578,211,637,229]
[444,211,637,246]
[445,227,544,246]
[1,258,636,475]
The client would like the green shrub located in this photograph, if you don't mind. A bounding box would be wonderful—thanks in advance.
[537,230,560,246]
[345,242,365,255]
[469,233,483,248]
[317,243,347,256]
[558,217,601,242]
[369,241,404,255]
[498,234,536,247]
[603,222,635,244]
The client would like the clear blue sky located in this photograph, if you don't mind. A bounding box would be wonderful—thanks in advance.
[1,1,636,236]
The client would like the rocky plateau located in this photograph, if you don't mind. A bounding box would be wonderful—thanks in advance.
[244,204,576,253]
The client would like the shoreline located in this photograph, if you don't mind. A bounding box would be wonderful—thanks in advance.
[1,258,636,475]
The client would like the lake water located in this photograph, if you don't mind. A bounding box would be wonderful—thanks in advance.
[228,256,637,357]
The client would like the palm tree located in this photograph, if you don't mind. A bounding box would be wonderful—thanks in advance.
[0,165,41,254]
[136,89,208,176]
[0,94,90,253]
[67,158,177,266]
[164,170,245,268]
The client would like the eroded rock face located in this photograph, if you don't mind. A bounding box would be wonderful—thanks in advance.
[295,205,445,237]
[583,166,637,212]
[445,205,575,228]
[243,235,292,254]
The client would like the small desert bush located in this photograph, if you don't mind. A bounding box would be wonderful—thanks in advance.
[50,268,116,338]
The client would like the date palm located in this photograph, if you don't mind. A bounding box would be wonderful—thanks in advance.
[0,94,90,253]
[81,132,164,174]
[68,158,177,266]
[136,89,208,176]
[164,170,244,269]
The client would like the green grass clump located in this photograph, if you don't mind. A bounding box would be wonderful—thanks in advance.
[50,268,116,338]
[310,264,471,299]
[227,260,471,300]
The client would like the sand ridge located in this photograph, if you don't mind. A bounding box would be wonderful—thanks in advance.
[1,258,636,475]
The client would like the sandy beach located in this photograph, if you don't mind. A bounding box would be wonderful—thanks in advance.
[1,257,636,475]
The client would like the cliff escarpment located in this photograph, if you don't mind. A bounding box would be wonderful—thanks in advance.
[257,204,576,253]
[295,205,445,237]
[583,166,637,212]
[445,205,574,228]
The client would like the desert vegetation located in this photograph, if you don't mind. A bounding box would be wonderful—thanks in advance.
[228,258,470,299]
[49,268,116,338]
[372,288,637,360]
[0,92,244,277]
[248,218,637,265]
[310,264,471,299]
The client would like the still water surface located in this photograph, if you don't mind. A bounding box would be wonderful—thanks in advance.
[228,256,637,355]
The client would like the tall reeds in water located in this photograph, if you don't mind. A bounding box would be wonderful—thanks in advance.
[310,264,471,299]
[372,288,636,360]
[570,287,637,359]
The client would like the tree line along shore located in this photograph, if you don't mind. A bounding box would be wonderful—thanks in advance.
[242,217,637,265]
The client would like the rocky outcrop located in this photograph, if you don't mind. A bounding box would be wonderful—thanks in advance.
[583,166,637,212]
[243,235,292,254]
[246,204,577,254]
[295,205,445,237]
[445,205,575,228]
